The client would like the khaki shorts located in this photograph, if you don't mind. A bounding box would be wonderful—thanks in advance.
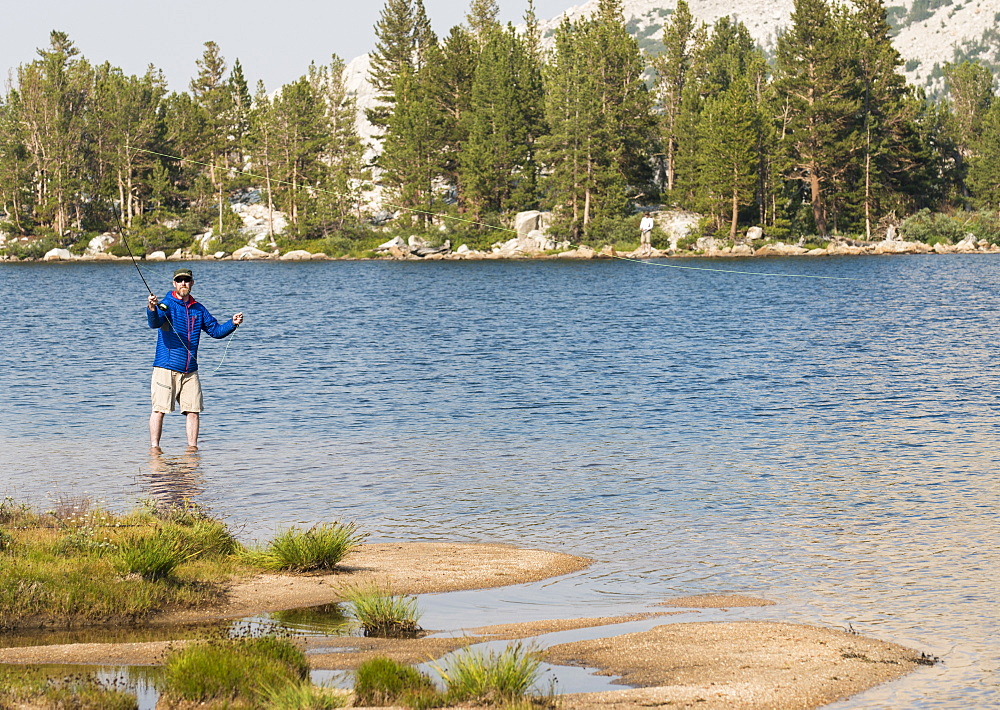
[151,367,203,413]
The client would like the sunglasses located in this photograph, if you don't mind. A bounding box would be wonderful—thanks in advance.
[173,277,192,283]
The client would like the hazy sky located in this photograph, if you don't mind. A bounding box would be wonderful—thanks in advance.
[1,0,576,93]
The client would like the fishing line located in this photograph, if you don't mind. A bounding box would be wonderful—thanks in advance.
[130,146,858,282]
[112,202,238,371]
[610,253,860,280]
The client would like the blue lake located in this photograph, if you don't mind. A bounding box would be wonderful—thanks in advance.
[1,255,998,708]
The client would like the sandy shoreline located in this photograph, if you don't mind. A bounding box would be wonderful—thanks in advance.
[0,542,926,709]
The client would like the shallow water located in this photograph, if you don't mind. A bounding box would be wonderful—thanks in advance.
[2,256,999,707]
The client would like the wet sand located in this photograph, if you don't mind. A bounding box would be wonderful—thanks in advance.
[0,543,925,708]
[547,621,923,710]
[157,542,592,624]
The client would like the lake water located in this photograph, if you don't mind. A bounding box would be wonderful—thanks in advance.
[1,256,998,708]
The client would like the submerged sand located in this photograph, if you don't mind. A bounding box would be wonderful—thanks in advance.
[0,542,926,709]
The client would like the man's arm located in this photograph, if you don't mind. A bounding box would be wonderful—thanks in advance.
[147,295,165,328]
[201,305,242,339]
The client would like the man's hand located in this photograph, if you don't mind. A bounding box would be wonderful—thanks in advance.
[148,294,159,311]
[233,312,244,326]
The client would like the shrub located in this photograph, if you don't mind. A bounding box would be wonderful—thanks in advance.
[1,235,60,259]
[435,642,542,705]
[162,635,310,704]
[134,224,194,253]
[899,209,966,244]
[242,522,365,573]
[353,656,441,708]
[963,211,1000,244]
[343,583,422,637]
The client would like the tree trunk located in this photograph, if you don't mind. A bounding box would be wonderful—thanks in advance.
[730,172,739,240]
[667,139,675,192]
[864,124,872,241]
[810,169,826,237]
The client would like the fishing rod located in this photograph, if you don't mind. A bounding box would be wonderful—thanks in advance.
[111,203,203,366]
[111,204,168,312]
[112,201,239,373]
[130,145,858,282]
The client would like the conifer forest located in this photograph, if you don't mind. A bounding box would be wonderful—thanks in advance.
[2,0,1000,258]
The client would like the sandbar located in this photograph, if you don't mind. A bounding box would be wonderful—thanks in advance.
[0,542,926,709]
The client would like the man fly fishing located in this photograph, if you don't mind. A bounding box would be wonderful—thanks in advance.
[147,267,243,450]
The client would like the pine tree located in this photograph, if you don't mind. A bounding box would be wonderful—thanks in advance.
[0,91,35,233]
[90,64,166,226]
[697,78,758,238]
[523,0,542,59]
[774,0,861,236]
[848,0,918,238]
[943,60,995,201]
[944,61,995,156]
[15,31,92,237]
[227,59,254,176]
[459,25,542,219]
[162,89,210,213]
[466,0,500,44]
[652,0,702,194]
[308,56,369,236]
[538,18,606,240]
[379,66,445,227]
[969,100,1000,208]
[368,0,438,129]
[539,1,654,240]
[667,15,768,223]
[269,75,328,232]
[189,41,234,234]
[424,26,478,199]
[249,80,278,245]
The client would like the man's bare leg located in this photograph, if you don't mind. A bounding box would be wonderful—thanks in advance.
[185,412,200,449]
[149,411,165,449]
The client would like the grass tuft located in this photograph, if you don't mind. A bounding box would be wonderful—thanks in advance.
[263,681,348,709]
[353,656,442,708]
[242,522,366,572]
[343,583,422,637]
[116,531,190,581]
[0,664,138,710]
[435,642,543,705]
[162,635,310,705]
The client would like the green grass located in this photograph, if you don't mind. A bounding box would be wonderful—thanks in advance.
[0,502,234,630]
[435,643,543,705]
[343,583,422,637]
[116,530,192,580]
[263,681,348,709]
[0,664,138,710]
[0,498,365,631]
[241,522,366,572]
[161,635,310,706]
[353,656,442,708]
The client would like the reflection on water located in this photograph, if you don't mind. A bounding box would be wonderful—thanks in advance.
[2,257,999,708]
[143,449,203,509]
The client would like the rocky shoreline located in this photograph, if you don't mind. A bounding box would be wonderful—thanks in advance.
[4,207,998,263]
[4,233,998,264]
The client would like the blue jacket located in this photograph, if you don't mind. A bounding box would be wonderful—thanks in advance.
[147,291,237,373]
